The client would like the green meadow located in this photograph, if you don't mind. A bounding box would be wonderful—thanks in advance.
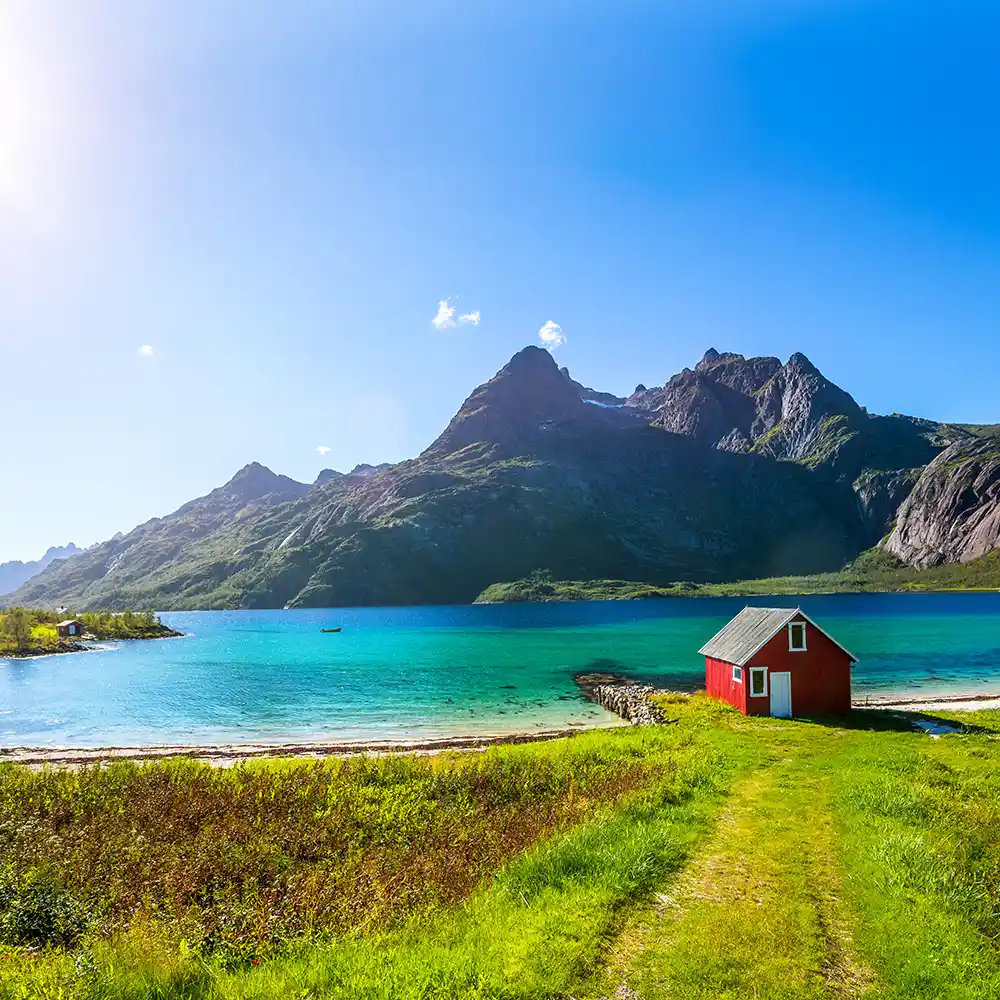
[3,697,1000,998]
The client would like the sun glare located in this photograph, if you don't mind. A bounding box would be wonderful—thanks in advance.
[0,59,37,211]
[0,6,86,226]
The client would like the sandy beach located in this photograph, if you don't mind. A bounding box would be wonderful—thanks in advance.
[0,724,630,768]
[854,693,1000,711]
[3,690,997,767]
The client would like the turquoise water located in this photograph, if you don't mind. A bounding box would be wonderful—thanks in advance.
[3,594,1000,747]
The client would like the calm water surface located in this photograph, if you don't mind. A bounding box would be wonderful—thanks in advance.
[3,594,1000,747]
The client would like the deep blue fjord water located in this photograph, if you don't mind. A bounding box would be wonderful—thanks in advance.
[3,594,1000,747]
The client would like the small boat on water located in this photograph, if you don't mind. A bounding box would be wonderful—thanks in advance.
[321,628,343,633]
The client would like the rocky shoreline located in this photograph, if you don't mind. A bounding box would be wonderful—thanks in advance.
[574,671,672,725]
[0,640,88,659]
[0,627,185,661]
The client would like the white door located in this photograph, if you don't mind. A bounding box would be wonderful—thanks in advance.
[770,672,792,718]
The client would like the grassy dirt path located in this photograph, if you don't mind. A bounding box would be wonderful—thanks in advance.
[593,743,875,999]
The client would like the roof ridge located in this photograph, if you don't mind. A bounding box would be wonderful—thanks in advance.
[698,605,856,667]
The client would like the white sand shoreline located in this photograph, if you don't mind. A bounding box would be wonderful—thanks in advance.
[853,693,1000,711]
[0,723,631,768]
[3,692,998,768]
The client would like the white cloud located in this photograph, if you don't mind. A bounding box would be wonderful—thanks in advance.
[137,344,154,357]
[538,320,566,349]
[432,299,481,330]
[316,445,332,456]
[431,299,457,329]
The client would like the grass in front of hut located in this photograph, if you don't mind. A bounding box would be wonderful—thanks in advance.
[6,700,1000,998]
[0,701,752,998]
[592,704,1000,1000]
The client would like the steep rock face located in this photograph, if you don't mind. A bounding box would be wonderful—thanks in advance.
[424,346,641,459]
[0,544,83,598]
[883,438,1000,567]
[853,469,923,542]
[631,349,915,472]
[558,366,626,406]
[748,352,867,466]
[628,349,953,542]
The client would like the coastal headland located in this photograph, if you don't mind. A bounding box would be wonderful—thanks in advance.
[0,607,182,660]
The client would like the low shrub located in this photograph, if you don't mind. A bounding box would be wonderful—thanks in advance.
[0,867,88,949]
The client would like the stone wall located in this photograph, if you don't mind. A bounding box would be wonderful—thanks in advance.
[574,671,669,725]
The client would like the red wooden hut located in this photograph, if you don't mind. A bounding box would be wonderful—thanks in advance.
[56,619,84,638]
[699,607,856,717]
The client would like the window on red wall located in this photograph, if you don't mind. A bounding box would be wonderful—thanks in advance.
[789,621,807,651]
[732,664,742,683]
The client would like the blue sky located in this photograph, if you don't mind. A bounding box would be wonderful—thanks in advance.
[1,0,999,562]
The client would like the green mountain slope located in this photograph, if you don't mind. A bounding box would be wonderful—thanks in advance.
[8,346,1000,610]
[475,549,1000,602]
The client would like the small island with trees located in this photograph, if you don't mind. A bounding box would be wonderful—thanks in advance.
[0,607,182,659]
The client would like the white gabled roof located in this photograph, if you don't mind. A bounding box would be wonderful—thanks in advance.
[698,606,857,667]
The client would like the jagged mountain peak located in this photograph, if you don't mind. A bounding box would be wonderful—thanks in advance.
[228,461,278,484]
[314,468,343,487]
[167,463,309,522]
[424,346,589,457]
[696,349,760,371]
[694,349,827,381]
[625,347,935,503]
[8,344,986,612]
[223,462,306,498]
[350,463,392,477]
[314,463,392,488]
[41,542,83,561]
[499,344,560,377]
[0,543,84,599]
[787,351,819,374]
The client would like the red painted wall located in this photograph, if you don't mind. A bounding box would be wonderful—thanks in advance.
[705,614,853,716]
[704,655,748,713]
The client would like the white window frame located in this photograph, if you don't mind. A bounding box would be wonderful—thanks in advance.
[749,666,769,698]
[732,664,743,683]
[788,621,807,652]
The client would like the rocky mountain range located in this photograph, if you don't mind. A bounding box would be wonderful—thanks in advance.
[8,346,1000,610]
[0,543,84,598]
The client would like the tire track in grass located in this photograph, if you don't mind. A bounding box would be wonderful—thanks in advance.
[593,755,875,999]
[803,799,874,999]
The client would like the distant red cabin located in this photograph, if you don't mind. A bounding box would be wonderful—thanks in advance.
[699,607,856,717]
[56,619,84,638]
